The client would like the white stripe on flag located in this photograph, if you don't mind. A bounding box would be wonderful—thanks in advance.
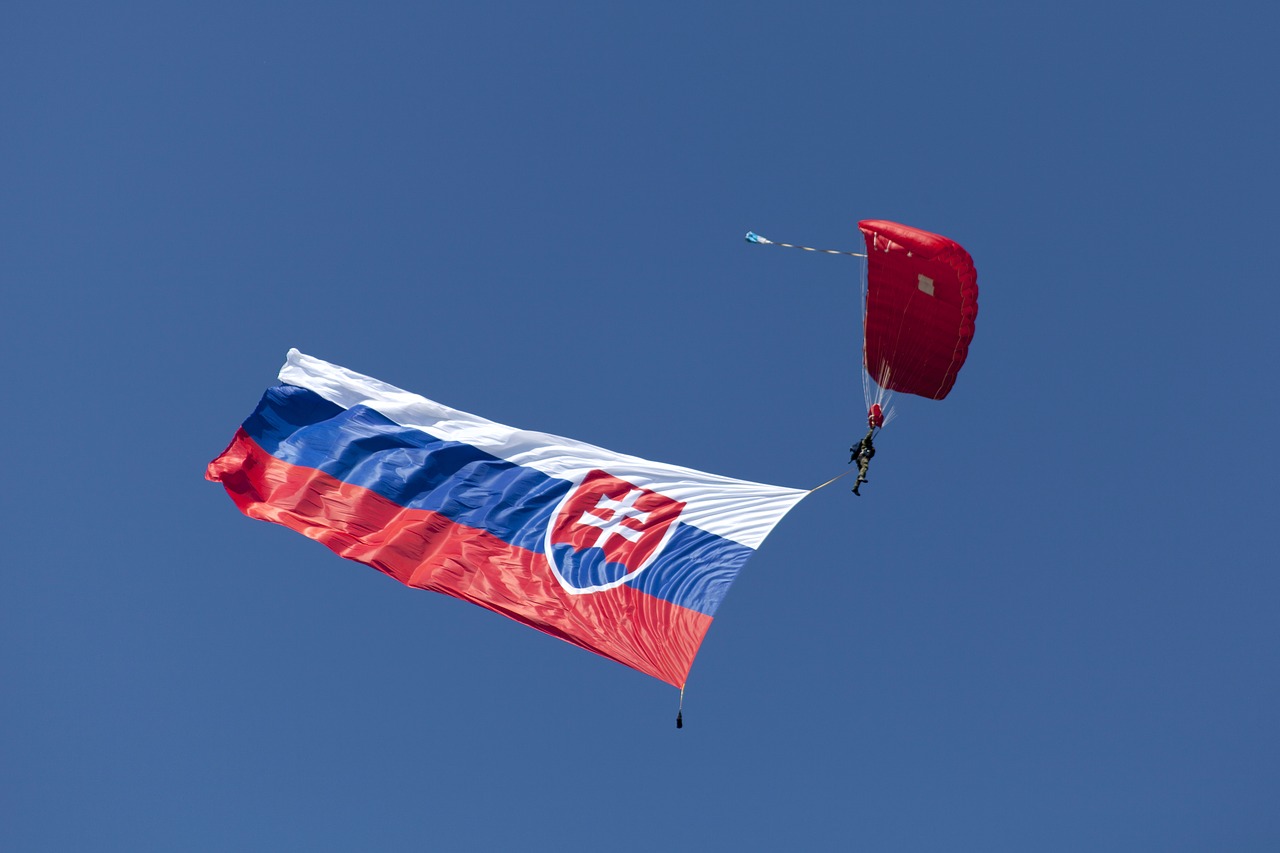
[278,349,807,550]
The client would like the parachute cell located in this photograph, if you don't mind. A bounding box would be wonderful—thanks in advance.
[858,220,978,400]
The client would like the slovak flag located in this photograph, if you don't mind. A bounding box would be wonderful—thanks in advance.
[207,350,808,687]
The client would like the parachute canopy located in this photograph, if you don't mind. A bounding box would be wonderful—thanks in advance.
[858,220,978,400]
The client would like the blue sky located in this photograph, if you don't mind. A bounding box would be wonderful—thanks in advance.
[4,2,1278,850]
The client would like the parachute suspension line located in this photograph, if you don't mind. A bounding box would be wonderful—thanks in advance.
[860,259,898,429]
[745,231,867,258]
[865,363,897,429]
[676,685,685,729]
[860,257,874,412]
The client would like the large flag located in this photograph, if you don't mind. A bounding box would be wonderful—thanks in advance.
[207,350,808,687]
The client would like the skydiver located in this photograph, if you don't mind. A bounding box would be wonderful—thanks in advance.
[849,425,876,496]
[850,404,885,496]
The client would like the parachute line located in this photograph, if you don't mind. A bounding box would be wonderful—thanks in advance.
[860,260,897,427]
[745,231,866,258]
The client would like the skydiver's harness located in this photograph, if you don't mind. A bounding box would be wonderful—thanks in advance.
[849,427,876,466]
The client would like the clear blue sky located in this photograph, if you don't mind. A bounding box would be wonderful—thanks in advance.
[4,2,1277,850]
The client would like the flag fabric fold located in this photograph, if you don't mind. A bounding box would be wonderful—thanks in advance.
[207,349,807,686]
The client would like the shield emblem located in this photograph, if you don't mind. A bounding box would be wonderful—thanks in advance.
[545,469,685,594]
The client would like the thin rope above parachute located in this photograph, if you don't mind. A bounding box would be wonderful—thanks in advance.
[744,231,867,258]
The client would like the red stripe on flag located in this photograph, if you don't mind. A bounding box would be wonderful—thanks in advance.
[207,429,710,686]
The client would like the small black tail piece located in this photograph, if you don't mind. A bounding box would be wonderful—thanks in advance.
[676,710,683,729]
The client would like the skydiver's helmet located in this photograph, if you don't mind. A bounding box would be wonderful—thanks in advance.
[868,403,885,429]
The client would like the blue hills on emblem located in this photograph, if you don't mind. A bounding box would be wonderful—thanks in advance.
[549,542,637,592]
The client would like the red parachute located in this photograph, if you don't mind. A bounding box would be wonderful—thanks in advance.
[857,220,978,401]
